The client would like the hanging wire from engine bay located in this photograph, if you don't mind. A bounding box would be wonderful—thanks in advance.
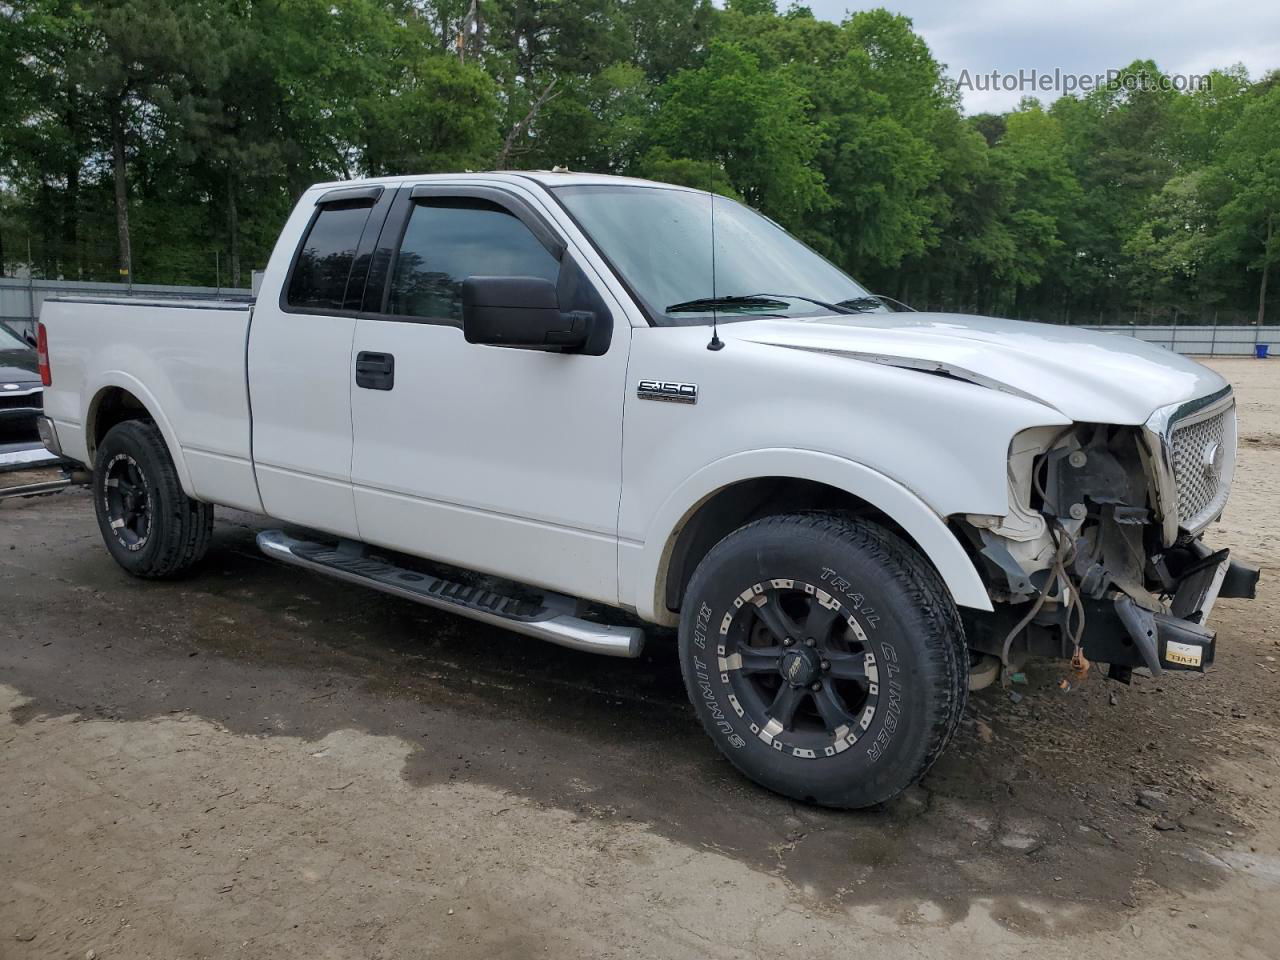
[1001,458,1091,682]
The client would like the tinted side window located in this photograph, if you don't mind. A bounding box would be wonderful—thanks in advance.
[286,201,375,310]
[388,198,559,323]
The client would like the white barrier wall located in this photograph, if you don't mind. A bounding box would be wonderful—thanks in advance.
[1082,324,1272,357]
[1,277,251,340]
[2,277,1272,357]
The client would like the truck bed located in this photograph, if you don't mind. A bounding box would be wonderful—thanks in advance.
[39,296,263,513]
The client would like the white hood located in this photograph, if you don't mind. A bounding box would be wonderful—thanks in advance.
[733,312,1228,424]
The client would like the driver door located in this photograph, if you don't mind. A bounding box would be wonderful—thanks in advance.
[348,182,631,605]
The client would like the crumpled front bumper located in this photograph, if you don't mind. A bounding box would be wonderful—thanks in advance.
[1082,542,1259,677]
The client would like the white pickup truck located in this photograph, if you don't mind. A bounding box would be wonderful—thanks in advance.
[36,171,1258,808]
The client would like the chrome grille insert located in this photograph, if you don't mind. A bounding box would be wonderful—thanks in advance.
[1143,386,1236,544]
[1166,396,1236,534]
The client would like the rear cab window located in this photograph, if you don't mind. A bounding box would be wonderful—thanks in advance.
[286,198,378,311]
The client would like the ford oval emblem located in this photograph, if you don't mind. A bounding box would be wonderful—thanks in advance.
[2,383,18,391]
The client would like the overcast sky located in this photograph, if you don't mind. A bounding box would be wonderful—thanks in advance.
[804,1,1280,113]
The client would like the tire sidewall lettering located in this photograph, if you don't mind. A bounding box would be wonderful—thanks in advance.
[818,565,902,765]
[690,600,744,746]
[101,452,151,553]
[820,566,880,629]
[866,640,902,763]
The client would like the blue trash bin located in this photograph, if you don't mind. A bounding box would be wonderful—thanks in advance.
[1256,343,1270,359]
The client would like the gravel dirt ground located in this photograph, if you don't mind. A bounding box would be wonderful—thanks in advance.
[2,357,1278,959]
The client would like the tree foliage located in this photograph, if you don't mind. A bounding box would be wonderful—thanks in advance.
[1,0,1278,322]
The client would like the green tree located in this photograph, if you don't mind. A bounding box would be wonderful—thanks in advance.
[2,0,1277,323]
[529,63,652,172]
[1124,170,1217,315]
[633,149,739,196]
[711,7,960,279]
[358,51,498,176]
[815,10,951,277]
[619,0,714,83]
[1166,66,1252,168]
[73,0,225,282]
[1050,60,1180,312]
[1211,86,1280,323]
[1,0,98,276]
[996,106,1083,305]
[648,39,827,225]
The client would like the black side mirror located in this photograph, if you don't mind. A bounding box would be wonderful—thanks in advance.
[461,276,594,351]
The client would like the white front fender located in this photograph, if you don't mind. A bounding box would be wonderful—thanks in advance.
[626,448,993,624]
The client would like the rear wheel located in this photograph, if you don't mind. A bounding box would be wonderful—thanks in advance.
[93,419,214,578]
[678,513,967,808]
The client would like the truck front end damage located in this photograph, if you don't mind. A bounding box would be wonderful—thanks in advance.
[959,386,1259,686]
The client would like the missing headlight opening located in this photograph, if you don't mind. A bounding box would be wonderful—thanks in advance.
[958,393,1256,691]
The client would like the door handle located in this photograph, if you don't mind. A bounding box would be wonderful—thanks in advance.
[355,351,394,390]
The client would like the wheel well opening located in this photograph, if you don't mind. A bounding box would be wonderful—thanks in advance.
[661,477,933,613]
[88,387,153,458]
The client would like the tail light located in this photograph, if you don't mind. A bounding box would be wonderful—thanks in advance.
[36,322,51,386]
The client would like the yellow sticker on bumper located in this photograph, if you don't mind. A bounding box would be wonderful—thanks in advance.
[1165,640,1203,667]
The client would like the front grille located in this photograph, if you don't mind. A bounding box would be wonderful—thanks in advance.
[0,389,41,411]
[1169,405,1234,531]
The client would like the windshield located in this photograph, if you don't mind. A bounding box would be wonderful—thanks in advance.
[552,184,887,325]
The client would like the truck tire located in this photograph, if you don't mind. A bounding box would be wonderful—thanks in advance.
[92,419,214,579]
[678,513,967,808]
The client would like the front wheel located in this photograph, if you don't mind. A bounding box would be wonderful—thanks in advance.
[92,419,214,578]
[678,513,967,808]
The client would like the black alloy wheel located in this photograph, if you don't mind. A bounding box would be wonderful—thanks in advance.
[92,419,214,578]
[721,580,880,760]
[101,451,152,551]
[678,513,968,808]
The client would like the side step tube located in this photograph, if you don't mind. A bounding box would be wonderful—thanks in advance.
[0,477,72,500]
[256,530,645,658]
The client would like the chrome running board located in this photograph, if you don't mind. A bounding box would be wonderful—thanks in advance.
[256,530,645,658]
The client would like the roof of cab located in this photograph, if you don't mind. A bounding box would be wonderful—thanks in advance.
[304,170,707,195]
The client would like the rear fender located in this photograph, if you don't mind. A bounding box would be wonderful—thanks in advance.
[85,373,196,498]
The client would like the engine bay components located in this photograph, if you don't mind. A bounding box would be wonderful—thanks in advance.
[959,413,1254,681]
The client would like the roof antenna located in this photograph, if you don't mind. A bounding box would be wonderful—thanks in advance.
[706,161,724,352]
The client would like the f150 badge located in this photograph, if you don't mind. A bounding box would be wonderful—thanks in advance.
[637,380,698,404]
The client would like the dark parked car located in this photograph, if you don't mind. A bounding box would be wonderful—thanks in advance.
[0,321,42,441]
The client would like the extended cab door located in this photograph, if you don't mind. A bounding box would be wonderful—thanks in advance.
[348,181,631,605]
[248,185,393,537]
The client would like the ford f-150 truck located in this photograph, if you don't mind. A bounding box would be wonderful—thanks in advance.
[36,171,1259,808]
